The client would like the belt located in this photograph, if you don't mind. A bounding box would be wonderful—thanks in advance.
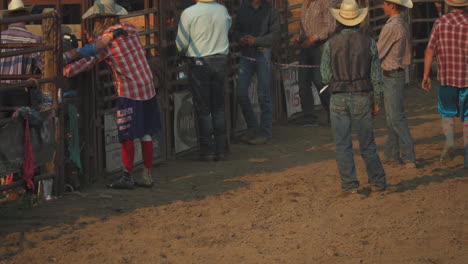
[383,68,404,76]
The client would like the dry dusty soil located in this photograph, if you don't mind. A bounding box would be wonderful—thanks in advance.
[0,85,467,264]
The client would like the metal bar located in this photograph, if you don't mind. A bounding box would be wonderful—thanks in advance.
[120,8,158,19]
[144,43,159,50]
[412,18,438,23]
[139,28,159,36]
[0,77,56,91]
[0,43,45,49]
[0,46,54,58]
[0,74,42,80]
[0,11,58,25]
[287,3,302,10]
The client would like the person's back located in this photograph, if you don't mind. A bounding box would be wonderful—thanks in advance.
[0,23,41,84]
[328,30,373,93]
[101,22,155,99]
[176,1,231,57]
[429,10,467,88]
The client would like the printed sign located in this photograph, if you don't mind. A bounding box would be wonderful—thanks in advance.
[173,90,198,153]
[281,62,321,118]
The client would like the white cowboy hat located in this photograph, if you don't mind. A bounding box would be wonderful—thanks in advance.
[330,0,368,27]
[385,0,413,8]
[444,0,467,6]
[0,0,33,18]
[82,0,128,19]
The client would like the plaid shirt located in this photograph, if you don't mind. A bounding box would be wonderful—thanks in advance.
[64,22,156,101]
[300,0,337,41]
[377,14,412,71]
[0,23,42,84]
[427,11,468,88]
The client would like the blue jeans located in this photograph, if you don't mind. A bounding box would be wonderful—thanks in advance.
[383,71,415,162]
[189,55,228,155]
[330,93,386,192]
[238,49,273,138]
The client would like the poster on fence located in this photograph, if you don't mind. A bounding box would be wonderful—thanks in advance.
[281,62,321,118]
[233,74,262,132]
[173,90,198,153]
[104,109,162,173]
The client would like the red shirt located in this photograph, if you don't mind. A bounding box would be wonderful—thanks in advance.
[64,22,156,100]
[427,11,468,88]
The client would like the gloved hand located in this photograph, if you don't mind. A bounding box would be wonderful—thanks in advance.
[110,28,128,39]
[76,42,97,57]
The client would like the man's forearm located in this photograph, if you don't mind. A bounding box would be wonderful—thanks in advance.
[423,48,434,78]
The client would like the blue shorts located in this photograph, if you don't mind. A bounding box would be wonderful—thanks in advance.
[438,85,468,121]
[116,96,162,142]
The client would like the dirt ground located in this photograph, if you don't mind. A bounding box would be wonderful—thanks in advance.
[0,85,467,264]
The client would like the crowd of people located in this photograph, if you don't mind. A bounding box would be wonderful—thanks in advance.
[1,0,466,194]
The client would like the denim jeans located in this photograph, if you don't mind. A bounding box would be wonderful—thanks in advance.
[330,93,386,192]
[238,49,273,138]
[298,43,331,121]
[189,55,228,155]
[383,71,415,162]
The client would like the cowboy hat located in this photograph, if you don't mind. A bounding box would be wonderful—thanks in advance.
[0,0,33,18]
[385,0,413,8]
[444,0,467,6]
[330,0,368,27]
[82,0,128,19]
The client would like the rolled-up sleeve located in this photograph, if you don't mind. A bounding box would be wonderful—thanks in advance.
[320,41,332,84]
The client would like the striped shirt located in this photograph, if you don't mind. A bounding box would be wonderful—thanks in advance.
[300,0,337,41]
[427,10,468,88]
[64,22,156,101]
[377,14,412,71]
[0,23,42,84]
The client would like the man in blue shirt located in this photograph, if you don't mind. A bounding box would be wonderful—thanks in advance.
[176,0,231,161]
[234,0,280,145]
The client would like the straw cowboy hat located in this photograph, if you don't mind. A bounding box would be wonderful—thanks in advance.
[444,0,467,6]
[0,0,33,18]
[82,0,128,19]
[330,0,368,26]
[385,0,413,8]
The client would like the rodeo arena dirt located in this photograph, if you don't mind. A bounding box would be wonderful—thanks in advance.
[0,0,467,264]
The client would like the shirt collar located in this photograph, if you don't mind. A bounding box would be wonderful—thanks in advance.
[387,14,402,24]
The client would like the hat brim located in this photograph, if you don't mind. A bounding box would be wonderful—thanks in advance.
[444,0,467,6]
[385,0,413,8]
[0,6,33,18]
[330,7,368,26]
[82,4,128,19]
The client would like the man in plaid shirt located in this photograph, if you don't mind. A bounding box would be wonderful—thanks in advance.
[64,0,162,189]
[0,0,42,108]
[422,0,467,168]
